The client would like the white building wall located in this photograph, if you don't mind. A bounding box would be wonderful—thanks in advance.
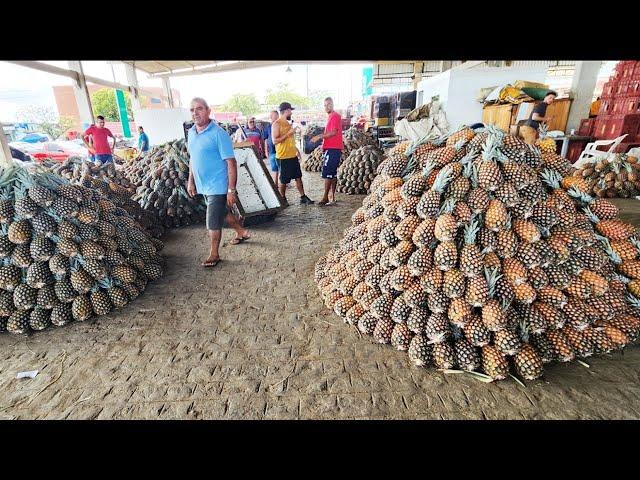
[133,108,192,145]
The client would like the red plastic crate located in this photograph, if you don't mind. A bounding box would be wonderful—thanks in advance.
[614,141,640,153]
[567,140,591,163]
[599,114,640,140]
[615,79,632,96]
[599,98,616,115]
[578,118,596,136]
[617,96,640,115]
[593,117,609,138]
[601,80,617,98]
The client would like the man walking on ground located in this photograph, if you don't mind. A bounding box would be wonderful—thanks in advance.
[272,102,314,204]
[137,126,150,155]
[519,90,557,145]
[83,115,116,164]
[263,110,280,189]
[186,97,251,268]
[312,97,343,205]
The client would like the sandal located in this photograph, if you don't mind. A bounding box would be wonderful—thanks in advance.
[202,258,222,268]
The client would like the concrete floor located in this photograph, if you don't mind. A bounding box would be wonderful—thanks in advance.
[1,174,640,419]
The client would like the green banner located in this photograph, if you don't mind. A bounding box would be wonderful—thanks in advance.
[115,89,131,138]
[362,67,373,97]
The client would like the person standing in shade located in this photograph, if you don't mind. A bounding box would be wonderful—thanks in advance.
[244,117,265,158]
[83,116,116,164]
[312,97,343,205]
[186,97,251,268]
[263,110,279,189]
[137,126,149,156]
[272,102,314,204]
[519,90,557,145]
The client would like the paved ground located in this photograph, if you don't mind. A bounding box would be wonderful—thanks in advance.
[1,172,640,420]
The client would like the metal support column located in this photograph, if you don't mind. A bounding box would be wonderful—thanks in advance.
[413,62,424,91]
[0,126,13,166]
[162,77,175,108]
[566,61,602,132]
[124,62,142,111]
[68,61,95,130]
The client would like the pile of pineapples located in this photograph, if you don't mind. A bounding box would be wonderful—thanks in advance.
[126,139,207,229]
[568,154,640,199]
[50,159,165,240]
[336,145,385,195]
[315,125,640,382]
[302,128,377,173]
[0,164,164,335]
[302,147,325,173]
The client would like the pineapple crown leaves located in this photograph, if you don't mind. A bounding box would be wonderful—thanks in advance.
[462,159,474,179]
[481,135,498,162]
[431,166,454,194]
[484,266,502,297]
[463,218,480,245]
[438,197,457,215]
[470,162,480,188]
[567,187,594,204]
[540,169,562,189]
[518,318,531,343]
[97,277,115,290]
[451,324,465,341]
[613,273,631,284]
[420,160,436,180]
[454,138,467,151]
[538,225,551,238]
[630,236,640,254]
[583,207,601,225]
[626,294,640,310]
[1,257,12,267]
[504,212,513,230]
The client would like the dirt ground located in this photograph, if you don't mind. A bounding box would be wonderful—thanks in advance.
[1,173,640,420]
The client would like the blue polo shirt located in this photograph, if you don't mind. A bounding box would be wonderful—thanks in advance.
[187,120,235,196]
[138,132,149,152]
[263,123,275,154]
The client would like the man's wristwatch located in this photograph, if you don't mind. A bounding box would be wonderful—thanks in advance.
[228,188,237,194]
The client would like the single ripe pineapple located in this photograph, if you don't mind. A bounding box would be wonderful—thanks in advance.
[535,123,556,154]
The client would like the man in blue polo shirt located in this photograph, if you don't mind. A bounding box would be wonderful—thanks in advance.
[263,110,279,189]
[137,126,149,154]
[187,97,251,268]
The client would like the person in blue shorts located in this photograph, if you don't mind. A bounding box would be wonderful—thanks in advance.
[263,110,280,189]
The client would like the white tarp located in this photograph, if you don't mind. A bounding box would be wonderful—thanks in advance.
[394,101,450,142]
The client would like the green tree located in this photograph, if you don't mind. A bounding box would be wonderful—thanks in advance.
[91,88,133,121]
[308,89,333,109]
[222,93,261,115]
[264,82,311,109]
[15,105,77,139]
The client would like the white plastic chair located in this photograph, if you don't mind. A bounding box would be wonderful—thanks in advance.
[574,134,628,167]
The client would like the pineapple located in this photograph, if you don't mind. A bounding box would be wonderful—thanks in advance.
[29,308,51,331]
[452,330,480,372]
[448,297,472,327]
[411,218,436,248]
[11,243,33,268]
[369,294,394,319]
[400,174,428,199]
[30,236,56,261]
[443,269,466,299]
[334,296,356,318]
[563,327,594,358]
[432,342,456,370]
[72,294,94,321]
[390,296,411,324]
[7,309,31,334]
[464,314,491,347]
[545,330,575,362]
[427,290,449,314]
[467,187,491,214]
[345,303,365,326]
[48,303,71,327]
[434,241,457,271]
[36,284,58,309]
[408,335,432,367]
[513,282,537,304]
[8,219,32,245]
[513,344,544,380]
[13,283,38,310]
[494,327,522,356]
[495,229,519,259]
[391,323,413,351]
[530,332,557,364]
[373,317,394,344]
[503,258,528,286]
[485,200,509,232]
[465,275,490,307]
[403,283,428,309]
[481,298,507,332]
[477,227,497,253]
[459,219,483,278]
[394,215,421,242]
[31,211,58,238]
[407,306,429,334]
[407,247,433,277]
[536,122,556,154]
[357,312,378,335]
[434,210,458,243]
[416,166,453,219]
[26,261,52,289]
[494,182,521,207]
[420,267,443,294]
[481,345,510,380]
[424,312,450,344]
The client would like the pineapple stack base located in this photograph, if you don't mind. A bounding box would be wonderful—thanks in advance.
[315,125,640,382]
[0,165,164,335]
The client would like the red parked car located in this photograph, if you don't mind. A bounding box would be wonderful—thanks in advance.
[30,142,73,163]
